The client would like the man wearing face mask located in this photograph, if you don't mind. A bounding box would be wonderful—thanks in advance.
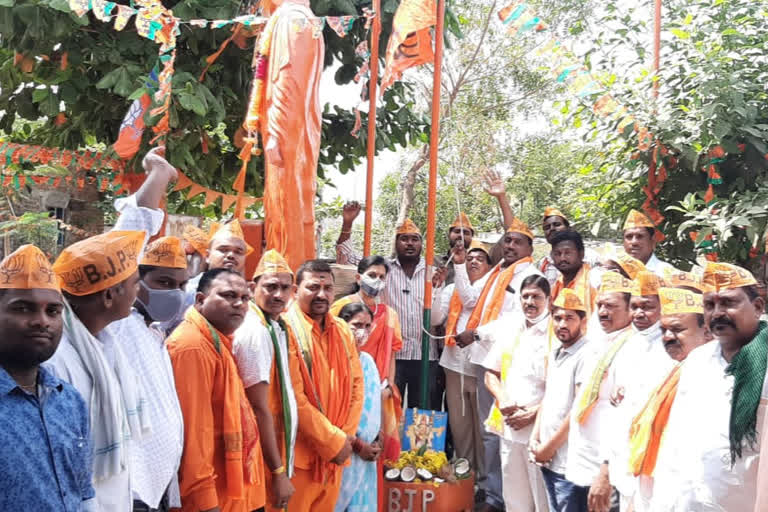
[598,271,676,510]
[106,236,187,512]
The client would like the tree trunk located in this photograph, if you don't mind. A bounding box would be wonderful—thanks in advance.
[393,144,429,253]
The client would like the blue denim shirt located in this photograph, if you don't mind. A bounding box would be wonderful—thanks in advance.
[0,365,95,511]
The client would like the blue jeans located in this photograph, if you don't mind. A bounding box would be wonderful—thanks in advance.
[540,467,588,512]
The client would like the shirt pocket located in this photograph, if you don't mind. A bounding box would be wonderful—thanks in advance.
[57,434,92,501]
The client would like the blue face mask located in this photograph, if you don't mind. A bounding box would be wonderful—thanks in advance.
[136,281,186,323]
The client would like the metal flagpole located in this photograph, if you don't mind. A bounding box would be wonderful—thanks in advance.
[420,0,446,409]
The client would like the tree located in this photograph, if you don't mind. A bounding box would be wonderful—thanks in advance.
[557,0,768,267]
[0,0,443,216]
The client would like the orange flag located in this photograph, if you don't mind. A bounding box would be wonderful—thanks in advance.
[380,0,435,93]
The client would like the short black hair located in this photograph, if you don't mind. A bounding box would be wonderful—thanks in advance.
[552,306,587,319]
[338,302,373,323]
[742,285,760,301]
[358,255,390,275]
[296,259,334,286]
[520,275,551,297]
[197,268,240,294]
[645,227,655,239]
[695,313,705,327]
[550,230,585,253]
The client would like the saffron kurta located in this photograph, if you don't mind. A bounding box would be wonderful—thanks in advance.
[168,308,265,512]
[284,303,364,510]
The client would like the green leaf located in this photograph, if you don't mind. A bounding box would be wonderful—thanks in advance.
[32,88,49,103]
[96,68,121,90]
[670,28,690,39]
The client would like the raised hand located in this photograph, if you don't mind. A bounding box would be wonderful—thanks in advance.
[482,168,507,198]
[142,146,178,182]
[342,201,362,224]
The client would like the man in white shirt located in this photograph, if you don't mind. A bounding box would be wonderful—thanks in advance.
[530,288,591,512]
[431,240,492,480]
[596,271,676,510]
[107,235,188,512]
[622,210,673,277]
[482,274,552,512]
[46,147,175,512]
[455,217,542,512]
[650,262,768,511]
[233,250,300,511]
[566,271,635,512]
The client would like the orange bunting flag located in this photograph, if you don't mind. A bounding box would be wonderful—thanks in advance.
[140,236,187,269]
[0,244,60,292]
[380,0,435,93]
[53,231,144,296]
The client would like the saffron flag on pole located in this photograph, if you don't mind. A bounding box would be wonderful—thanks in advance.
[380,0,436,94]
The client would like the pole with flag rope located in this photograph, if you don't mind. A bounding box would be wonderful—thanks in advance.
[420,0,445,409]
[363,0,381,257]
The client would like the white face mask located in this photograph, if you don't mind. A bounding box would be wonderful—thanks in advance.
[359,274,386,297]
[136,281,186,323]
[352,327,370,346]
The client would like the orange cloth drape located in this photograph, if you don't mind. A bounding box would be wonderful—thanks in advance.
[443,290,464,346]
[551,263,597,317]
[466,256,534,329]
[168,308,264,512]
[628,364,681,477]
[261,3,325,271]
[284,304,364,486]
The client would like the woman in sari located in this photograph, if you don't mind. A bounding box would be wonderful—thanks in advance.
[335,303,382,512]
[331,255,403,511]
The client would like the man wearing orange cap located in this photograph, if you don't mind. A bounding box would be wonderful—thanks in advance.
[601,246,646,281]
[0,245,96,511]
[539,207,601,287]
[168,268,264,512]
[622,210,673,277]
[233,250,300,511]
[629,286,711,512]
[594,271,676,509]
[530,288,592,512]
[105,236,188,511]
[650,262,767,511]
[566,271,635,511]
[455,217,542,512]
[431,239,493,480]
[46,230,151,512]
[282,259,364,509]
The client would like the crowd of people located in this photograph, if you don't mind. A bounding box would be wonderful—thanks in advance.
[1,147,767,512]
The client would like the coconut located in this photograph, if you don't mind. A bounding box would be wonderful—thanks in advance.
[385,468,401,481]
[416,468,433,481]
[454,458,471,478]
[400,466,416,482]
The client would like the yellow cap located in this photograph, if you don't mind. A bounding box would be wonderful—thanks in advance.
[140,236,187,269]
[702,262,757,292]
[623,209,655,230]
[631,270,660,296]
[543,206,567,222]
[54,231,144,296]
[210,220,255,256]
[182,225,209,258]
[0,244,60,292]
[552,287,587,312]
[252,249,293,280]
[661,267,704,292]
[396,218,421,237]
[450,212,474,232]
[659,287,703,315]
[599,271,634,295]
[506,217,534,240]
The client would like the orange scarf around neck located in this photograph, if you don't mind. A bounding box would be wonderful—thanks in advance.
[466,256,533,330]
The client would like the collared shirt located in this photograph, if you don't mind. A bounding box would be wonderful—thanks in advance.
[233,308,299,474]
[432,263,490,375]
[106,311,184,508]
[566,325,635,487]
[649,340,768,511]
[482,315,550,443]
[381,256,436,361]
[537,335,591,474]
[644,253,675,278]
[472,260,542,367]
[0,366,96,511]
[537,247,602,288]
[606,323,675,496]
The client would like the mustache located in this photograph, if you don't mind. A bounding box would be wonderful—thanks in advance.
[311,299,329,305]
[27,329,53,338]
[710,317,735,330]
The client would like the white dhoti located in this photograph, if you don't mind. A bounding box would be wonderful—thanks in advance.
[500,439,550,512]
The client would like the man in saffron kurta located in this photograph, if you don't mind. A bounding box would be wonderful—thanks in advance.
[261,0,325,271]
[283,259,364,510]
[168,269,265,512]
